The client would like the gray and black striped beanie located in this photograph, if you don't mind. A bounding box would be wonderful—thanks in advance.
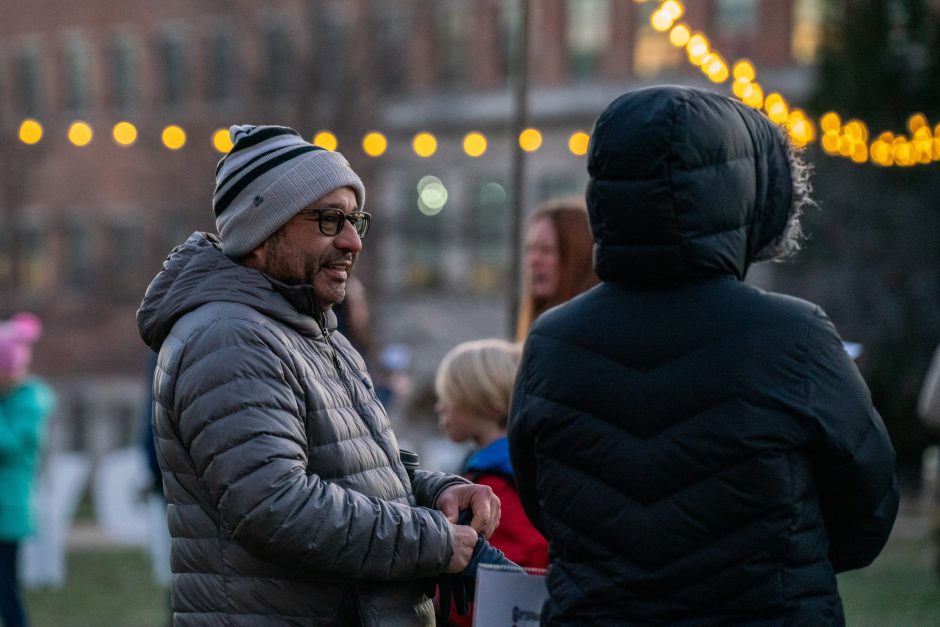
[213,124,366,259]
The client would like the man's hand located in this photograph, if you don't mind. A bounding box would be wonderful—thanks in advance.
[435,484,500,539]
[446,524,479,573]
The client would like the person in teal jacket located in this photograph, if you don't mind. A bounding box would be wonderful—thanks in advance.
[0,313,54,627]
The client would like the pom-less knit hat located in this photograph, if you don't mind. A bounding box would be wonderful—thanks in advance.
[213,125,366,259]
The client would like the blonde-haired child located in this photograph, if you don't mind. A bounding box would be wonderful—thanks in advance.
[434,339,548,625]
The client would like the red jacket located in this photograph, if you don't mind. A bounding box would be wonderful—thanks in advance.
[446,470,548,627]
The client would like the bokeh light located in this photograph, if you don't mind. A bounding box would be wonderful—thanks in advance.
[741,82,764,109]
[686,34,710,65]
[417,175,447,215]
[162,125,186,150]
[18,119,43,144]
[820,112,841,133]
[519,128,542,152]
[362,132,388,157]
[669,24,691,47]
[112,121,137,146]
[764,93,789,125]
[313,131,338,151]
[568,131,590,156]
[68,121,93,146]
[413,132,438,158]
[733,60,756,82]
[212,128,234,154]
[463,132,487,157]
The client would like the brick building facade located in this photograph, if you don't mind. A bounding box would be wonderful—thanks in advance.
[0,0,817,455]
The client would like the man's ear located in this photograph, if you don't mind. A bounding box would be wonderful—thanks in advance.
[239,241,267,270]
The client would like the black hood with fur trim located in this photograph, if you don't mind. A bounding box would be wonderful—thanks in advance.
[587,84,794,285]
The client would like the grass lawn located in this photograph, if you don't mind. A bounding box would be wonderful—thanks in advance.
[22,528,940,626]
[25,546,168,627]
[839,531,940,627]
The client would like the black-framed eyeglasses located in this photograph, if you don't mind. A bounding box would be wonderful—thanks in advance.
[298,208,371,239]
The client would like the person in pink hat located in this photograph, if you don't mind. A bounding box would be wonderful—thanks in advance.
[0,313,55,627]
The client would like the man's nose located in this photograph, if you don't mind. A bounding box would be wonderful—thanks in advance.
[334,219,363,253]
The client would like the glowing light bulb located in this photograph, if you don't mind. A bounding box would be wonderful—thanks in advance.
[413,132,438,158]
[212,128,234,154]
[463,132,487,157]
[18,119,43,144]
[568,131,590,156]
[669,24,691,47]
[661,0,685,21]
[313,131,338,151]
[112,121,138,146]
[686,34,710,65]
[821,131,840,155]
[651,10,673,32]
[820,112,841,134]
[732,60,756,82]
[68,121,93,146]
[908,113,928,134]
[162,125,186,150]
[363,132,388,157]
[519,128,542,152]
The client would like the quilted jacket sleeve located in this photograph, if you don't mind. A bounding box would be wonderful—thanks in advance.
[410,469,471,509]
[804,308,899,573]
[173,320,455,581]
[507,338,547,536]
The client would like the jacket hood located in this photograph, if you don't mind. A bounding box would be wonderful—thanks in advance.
[137,232,334,351]
[587,85,794,285]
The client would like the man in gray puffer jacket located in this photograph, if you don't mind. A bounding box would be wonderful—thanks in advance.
[137,125,497,626]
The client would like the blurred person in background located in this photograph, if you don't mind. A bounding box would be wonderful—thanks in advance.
[0,313,54,627]
[137,125,498,626]
[510,85,899,625]
[918,343,940,429]
[434,339,548,626]
[515,199,598,342]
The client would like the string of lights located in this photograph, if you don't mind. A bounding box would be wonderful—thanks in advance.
[14,115,592,160]
[10,0,939,167]
[644,0,940,167]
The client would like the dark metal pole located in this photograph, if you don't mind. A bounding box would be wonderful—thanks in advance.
[507,0,531,339]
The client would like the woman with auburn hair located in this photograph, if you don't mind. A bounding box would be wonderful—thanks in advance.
[515,198,598,341]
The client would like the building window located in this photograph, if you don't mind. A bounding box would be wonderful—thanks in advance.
[715,0,760,36]
[567,0,609,79]
[209,25,236,104]
[633,1,681,78]
[109,220,142,300]
[110,33,137,112]
[792,0,823,64]
[263,17,293,97]
[319,7,347,92]
[537,175,581,203]
[63,35,91,114]
[470,180,510,292]
[19,223,51,298]
[0,220,11,290]
[439,0,469,87]
[158,30,187,107]
[15,44,43,117]
[372,4,408,94]
[64,220,93,293]
[499,0,521,82]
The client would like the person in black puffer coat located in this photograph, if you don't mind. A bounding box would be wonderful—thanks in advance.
[508,85,899,626]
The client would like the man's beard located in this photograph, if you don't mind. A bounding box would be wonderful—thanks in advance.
[265,233,355,302]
